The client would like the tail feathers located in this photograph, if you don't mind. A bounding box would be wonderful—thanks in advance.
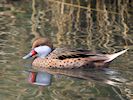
[104,49,128,63]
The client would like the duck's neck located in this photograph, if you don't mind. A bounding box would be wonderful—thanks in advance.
[40,54,48,58]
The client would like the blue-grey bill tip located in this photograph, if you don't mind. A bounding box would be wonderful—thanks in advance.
[23,54,31,59]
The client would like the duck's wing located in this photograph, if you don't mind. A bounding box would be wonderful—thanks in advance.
[47,48,108,61]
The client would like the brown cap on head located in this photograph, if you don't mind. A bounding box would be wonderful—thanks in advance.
[32,37,53,49]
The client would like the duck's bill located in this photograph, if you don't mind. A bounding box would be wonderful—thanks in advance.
[23,53,32,59]
[23,50,37,59]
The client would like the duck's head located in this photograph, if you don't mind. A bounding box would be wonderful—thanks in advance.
[23,38,53,59]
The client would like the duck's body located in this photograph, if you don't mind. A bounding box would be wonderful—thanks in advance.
[23,38,128,69]
[33,48,109,69]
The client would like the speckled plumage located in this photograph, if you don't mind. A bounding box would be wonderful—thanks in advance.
[32,48,109,69]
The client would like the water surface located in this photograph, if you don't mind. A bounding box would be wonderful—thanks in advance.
[0,0,133,100]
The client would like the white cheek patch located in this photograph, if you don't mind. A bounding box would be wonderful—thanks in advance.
[34,46,52,58]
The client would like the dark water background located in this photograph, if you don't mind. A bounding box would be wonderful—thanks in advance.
[0,0,133,100]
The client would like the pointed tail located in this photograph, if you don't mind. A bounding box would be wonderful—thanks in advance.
[104,49,129,63]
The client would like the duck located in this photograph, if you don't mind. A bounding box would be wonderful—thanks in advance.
[23,37,128,69]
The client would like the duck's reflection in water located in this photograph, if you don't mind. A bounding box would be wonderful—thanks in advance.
[27,71,52,86]
[26,68,128,87]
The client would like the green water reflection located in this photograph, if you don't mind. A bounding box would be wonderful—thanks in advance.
[0,0,133,100]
